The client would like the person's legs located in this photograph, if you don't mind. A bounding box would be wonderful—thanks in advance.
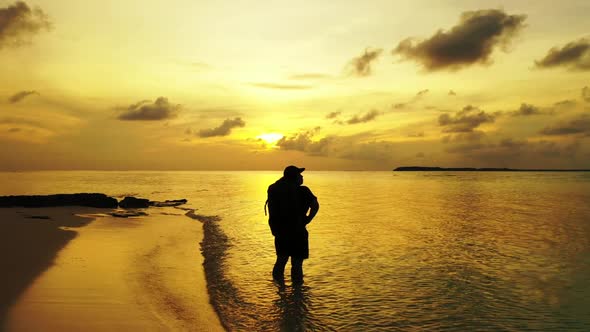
[291,257,304,284]
[273,255,289,281]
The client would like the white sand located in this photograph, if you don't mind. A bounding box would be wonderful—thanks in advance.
[1,207,223,331]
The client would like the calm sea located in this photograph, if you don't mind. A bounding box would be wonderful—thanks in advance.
[1,171,590,331]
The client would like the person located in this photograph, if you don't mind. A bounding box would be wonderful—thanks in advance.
[266,165,319,284]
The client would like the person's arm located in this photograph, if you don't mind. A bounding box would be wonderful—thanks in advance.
[305,199,319,224]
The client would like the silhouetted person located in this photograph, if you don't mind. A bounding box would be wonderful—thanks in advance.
[266,166,319,284]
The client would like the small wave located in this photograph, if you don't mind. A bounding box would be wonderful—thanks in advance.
[183,209,221,223]
[191,212,255,331]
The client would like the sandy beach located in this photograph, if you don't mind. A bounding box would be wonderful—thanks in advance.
[0,207,223,331]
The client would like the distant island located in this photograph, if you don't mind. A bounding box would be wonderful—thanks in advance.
[393,166,590,172]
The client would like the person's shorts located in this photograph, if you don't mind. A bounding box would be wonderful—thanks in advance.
[274,229,308,259]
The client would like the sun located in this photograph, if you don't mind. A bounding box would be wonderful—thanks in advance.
[256,133,284,147]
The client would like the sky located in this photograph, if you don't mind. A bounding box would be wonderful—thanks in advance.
[0,0,589,170]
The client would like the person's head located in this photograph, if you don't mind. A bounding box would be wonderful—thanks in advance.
[283,165,304,185]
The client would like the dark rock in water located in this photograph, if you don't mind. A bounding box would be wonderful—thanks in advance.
[149,199,188,207]
[0,193,118,208]
[119,196,150,209]
[109,210,148,218]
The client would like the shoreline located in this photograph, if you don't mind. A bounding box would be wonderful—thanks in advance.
[0,207,224,331]
[393,166,590,172]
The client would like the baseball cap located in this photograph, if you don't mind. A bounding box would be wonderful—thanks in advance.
[283,165,305,178]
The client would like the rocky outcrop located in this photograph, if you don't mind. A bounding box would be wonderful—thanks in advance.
[118,196,150,209]
[0,193,118,208]
[0,194,189,210]
[149,199,187,207]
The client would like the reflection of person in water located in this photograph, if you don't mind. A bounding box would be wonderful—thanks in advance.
[275,283,312,331]
[266,166,319,284]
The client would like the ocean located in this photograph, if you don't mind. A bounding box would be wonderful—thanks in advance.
[1,171,590,331]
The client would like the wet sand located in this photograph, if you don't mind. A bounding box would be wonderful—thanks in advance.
[0,207,223,331]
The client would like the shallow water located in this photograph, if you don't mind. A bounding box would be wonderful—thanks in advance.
[2,171,590,331]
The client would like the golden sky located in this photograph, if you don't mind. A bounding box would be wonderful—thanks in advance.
[0,0,589,170]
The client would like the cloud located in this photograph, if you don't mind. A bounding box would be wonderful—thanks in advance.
[583,86,590,102]
[288,73,331,80]
[511,103,542,116]
[416,89,429,97]
[499,138,526,149]
[347,48,383,76]
[449,90,457,96]
[248,82,312,90]
[0,1,51,49]
[276,127,325,154]
[7,90,38,103]
[438,105,496,132]
[540,114,590,136]
[325,111,341,119]
[0,116,43,127]
[554,100,577,109]
[118,97,180,121]
[392,9,526,71]
[346,109,382,124]
[442,130,487,143]
[198,117,245,138]
[277,129,401,161]
[534,38,590,71]
[444,138,581,162]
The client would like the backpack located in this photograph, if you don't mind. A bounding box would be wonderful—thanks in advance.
[264,178,300,236]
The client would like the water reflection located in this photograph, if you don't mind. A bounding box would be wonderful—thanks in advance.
[274,283,314,332]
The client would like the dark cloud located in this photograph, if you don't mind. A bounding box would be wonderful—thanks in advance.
[499,138,527,149]
[288,73,331,80]
[533,141,580,158]
[0,1,51,49]
[0,116,43,127]
[390,89,433,112]
[326,111,341,119]
[249,82,312,90]
[118,97,180,121]
[7,90,38,103]
[534,38,590,71]
[276,127,328,155]
[438,105,496,132]
[347,48,383,76]
[442,130,487,143]
[278,129,401,161]
[444,138,581,162]
[408,132,425,138]
[198,117,245,138]
[346,109,382,124]
[540,114,590,136]
[416,89,429,97]
[554,100,576,109]
[7,127,20,132]
[583,86,590,102]
[392,9,526,71]
[511,103,542,116]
